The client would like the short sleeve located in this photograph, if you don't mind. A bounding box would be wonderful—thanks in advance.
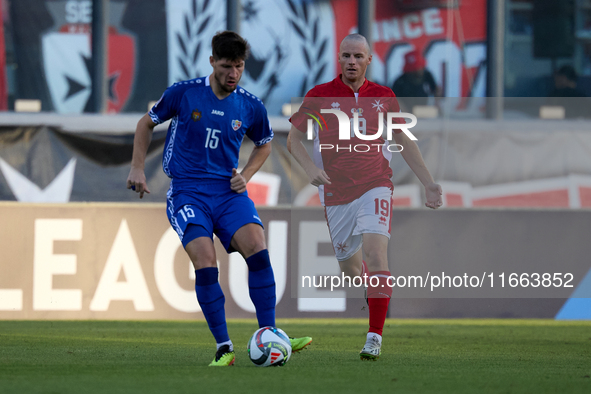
[388,90,402,113]
[246,102,274,146]
[148,84,183,125]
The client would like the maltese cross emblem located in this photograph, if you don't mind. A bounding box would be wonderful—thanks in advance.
[372,99,384,112]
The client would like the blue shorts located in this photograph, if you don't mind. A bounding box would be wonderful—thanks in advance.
[166,179,263,252]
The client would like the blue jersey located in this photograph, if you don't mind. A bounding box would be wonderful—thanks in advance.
[149,75,273,181]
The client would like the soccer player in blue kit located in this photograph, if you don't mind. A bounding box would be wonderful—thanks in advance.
[126,31,311,366]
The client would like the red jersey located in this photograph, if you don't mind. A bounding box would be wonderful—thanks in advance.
[290,75,403,206]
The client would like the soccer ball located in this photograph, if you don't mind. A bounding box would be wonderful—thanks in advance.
[247,326,292,367]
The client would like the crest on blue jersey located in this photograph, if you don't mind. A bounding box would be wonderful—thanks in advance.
[192,109,202,121]
[232,120,242,131]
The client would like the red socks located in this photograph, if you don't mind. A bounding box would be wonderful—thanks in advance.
[360,262,392,336]
[367,270,392,336]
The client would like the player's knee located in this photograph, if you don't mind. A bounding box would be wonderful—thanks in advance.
[339,264,361,278]
[234,226,267,258]
[191,251,216,270]
[185,240,216,270]
[241,240,266,258]
[364,249,388,270]
[192,255,216,270]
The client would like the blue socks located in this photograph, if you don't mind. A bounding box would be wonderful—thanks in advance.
[246,250,276,328]
[194,267,229,344]
[194,249,276,344]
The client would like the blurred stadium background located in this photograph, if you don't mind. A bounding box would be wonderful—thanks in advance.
[0,0,590,323]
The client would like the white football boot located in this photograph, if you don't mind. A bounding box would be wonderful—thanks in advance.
[359,332,382,360]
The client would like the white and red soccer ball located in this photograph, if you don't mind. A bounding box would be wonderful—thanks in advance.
[247,326,292,367]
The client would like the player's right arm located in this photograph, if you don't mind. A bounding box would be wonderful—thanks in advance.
[127,83,181,198]
[126,113,155,199]
[287,125,331,186]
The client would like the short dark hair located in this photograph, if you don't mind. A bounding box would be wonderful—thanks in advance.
[556,65,577,82]
[211,31,250,61]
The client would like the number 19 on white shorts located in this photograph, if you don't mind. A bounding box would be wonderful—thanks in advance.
[324,187,393,261]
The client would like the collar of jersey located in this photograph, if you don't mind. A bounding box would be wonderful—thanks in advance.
[336,74,370,95]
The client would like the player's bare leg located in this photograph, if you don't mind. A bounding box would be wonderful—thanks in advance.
[185,236,217,269]
[230,223,267,258]
[338,251,369,304]
[185,235,235,366]
[338,252,363,278]
[360,233,391,360]
[338,249,370,291]
[362,233,389,272]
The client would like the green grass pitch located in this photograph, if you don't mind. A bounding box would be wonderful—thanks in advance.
[1,319,590,394]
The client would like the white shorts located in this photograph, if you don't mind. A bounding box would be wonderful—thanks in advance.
[325,187,393,261]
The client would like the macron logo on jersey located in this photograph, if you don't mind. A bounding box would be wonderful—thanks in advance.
[211,109,224,116]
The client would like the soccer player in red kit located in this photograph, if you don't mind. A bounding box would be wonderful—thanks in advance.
[288,34,442,360]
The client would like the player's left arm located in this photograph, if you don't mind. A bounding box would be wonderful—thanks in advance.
[230,142,272,193]
[392,131,442,209]
[234,100,274,193]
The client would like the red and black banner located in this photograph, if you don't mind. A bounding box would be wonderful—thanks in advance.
[9,0,168,113]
